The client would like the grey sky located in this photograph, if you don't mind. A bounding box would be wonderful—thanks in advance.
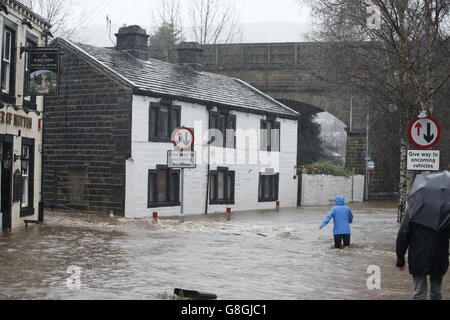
[72,0,308,26]
[239,0,308,23]
[69,0,311,44]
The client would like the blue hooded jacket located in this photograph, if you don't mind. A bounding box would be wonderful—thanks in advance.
[320,196,353,235]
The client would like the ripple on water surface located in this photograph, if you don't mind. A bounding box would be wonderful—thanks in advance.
[0,204,448,300]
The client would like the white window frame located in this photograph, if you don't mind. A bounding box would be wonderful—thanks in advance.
[1,29,12,94]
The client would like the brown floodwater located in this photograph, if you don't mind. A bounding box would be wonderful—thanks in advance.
[0,202,448,300]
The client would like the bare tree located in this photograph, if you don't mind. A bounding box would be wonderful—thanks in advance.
[23,0,75,38]
[188,0,242,46]
[299,0,449,221]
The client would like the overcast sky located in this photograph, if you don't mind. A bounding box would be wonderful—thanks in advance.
[68,0,312,44]
[72,0,308,26]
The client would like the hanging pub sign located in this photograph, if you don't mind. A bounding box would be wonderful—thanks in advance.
[26,48,60,96]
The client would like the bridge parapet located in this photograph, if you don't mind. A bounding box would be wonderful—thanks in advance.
[147,42,407,199]
[149,42,327,70]
[148,42,368,130]
[202,42,326,71]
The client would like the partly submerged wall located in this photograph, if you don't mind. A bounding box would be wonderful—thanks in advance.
[300,174,364,206]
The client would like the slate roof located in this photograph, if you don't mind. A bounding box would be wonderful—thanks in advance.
[59,39,299,119]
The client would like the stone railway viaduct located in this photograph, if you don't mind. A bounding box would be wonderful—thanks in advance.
[149,42,450,200]
[199,43,371,178]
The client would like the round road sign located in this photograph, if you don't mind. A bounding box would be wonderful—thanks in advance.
[408,116,441,150]
[171,127,195,151]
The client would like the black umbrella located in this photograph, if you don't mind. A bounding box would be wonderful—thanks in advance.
[407,171,450,232]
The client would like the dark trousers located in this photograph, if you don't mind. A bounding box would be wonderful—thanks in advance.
[334,234,351,249]
[413,275,443,300]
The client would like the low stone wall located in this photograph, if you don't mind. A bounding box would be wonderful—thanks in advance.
[301,174,365,206]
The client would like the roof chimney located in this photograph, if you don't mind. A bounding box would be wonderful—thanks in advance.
[115,25,149,60]
[176,42,203,71]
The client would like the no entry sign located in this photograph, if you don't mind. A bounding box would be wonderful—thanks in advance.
[171,127,194,151]
[169,127,196,223]
[408,116,441,150]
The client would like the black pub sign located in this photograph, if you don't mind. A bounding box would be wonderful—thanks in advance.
[26,48,60,96]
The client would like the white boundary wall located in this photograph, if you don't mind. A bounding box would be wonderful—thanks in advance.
[301,174,364,206]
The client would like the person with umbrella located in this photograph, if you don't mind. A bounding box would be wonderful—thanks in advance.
[396,171,450,300]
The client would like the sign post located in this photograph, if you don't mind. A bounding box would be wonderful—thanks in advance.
[169,127,196,223]
[407,116,441,172]
[180,168,184,222]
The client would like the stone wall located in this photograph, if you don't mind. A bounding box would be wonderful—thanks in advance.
[43,41,133,216]
[300,174,365,206]
[367,107,401,200]
[149,43,364,129]
[345,132,367,175]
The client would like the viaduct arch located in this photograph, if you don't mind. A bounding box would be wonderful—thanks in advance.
[149,42,399,200]
[197,42,371,178]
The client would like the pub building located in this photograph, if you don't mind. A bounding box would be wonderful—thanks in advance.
[0,1,52,230]
[43,25,300,219]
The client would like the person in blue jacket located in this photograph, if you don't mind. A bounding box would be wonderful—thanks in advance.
[319,195,354,249]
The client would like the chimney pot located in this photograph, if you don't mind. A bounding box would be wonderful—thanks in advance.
[176,42,203,71]
[115,25,149,60]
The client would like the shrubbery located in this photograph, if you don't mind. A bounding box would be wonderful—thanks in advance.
[301,159,353,177]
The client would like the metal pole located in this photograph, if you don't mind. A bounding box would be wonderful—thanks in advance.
[351,168,355,203]
[204,137,214,215]
[349,96,353,132]
[180,168,185,223]
[364,100,370,201]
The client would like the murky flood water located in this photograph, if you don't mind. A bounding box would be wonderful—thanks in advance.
[0,202,448,300]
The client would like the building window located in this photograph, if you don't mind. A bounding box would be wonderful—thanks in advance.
[210,167,235,205]
[21,146,30,208]
[149,102,181,142]
[1,27,16,96]
[148,166,180,208]
[261,119,280,152]
[20,138,35,217]
[258,173,279,202]
[209,111,236,148]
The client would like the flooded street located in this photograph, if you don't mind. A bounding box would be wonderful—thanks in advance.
[0,202,448,300]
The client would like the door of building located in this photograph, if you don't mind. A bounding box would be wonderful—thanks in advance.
[1,139,13,230]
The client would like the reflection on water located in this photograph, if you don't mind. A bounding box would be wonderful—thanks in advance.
[0,202,448,300]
